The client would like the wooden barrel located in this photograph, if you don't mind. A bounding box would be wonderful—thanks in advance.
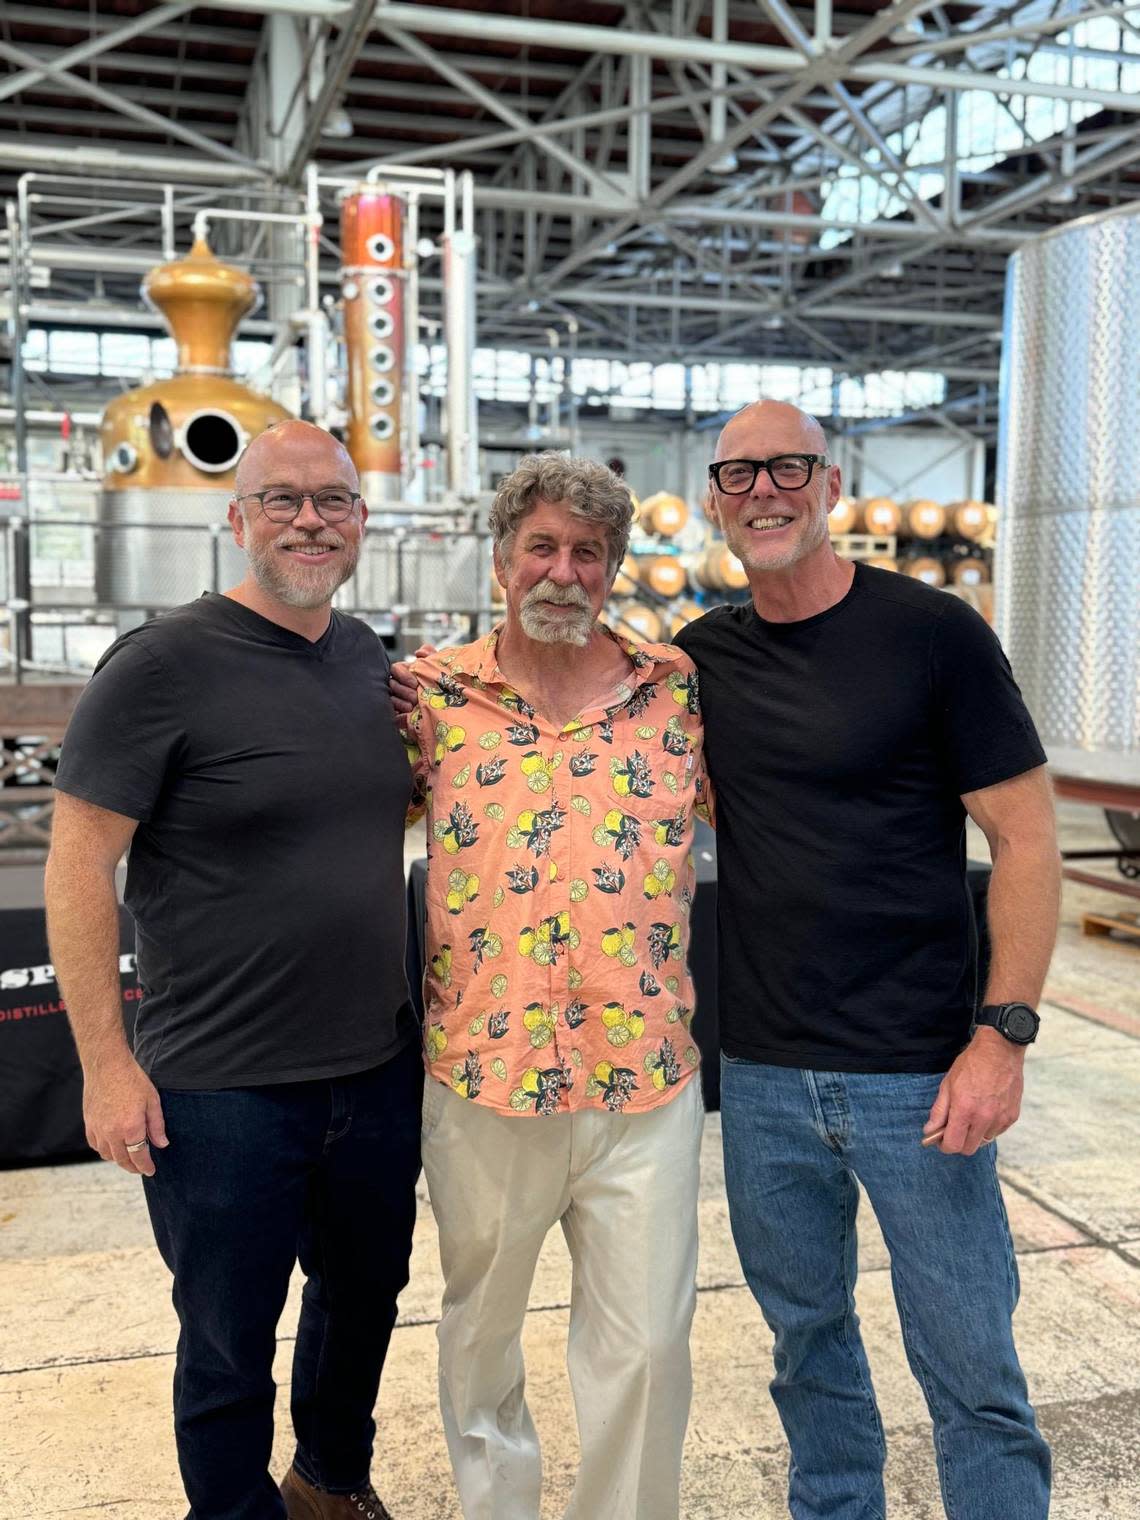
[829,496,858,535]
[948,499,991,541]
[640,491,689,537]
[901,499,946,540]
[949,554,990,586]
[642,554,688,598]
[692,543,748,590]
[902,555,946,587]
[668,599,705,638]
[864,555,898,572]
[611,554,640,597]
[857,496,901,536]
[618,601,663,642]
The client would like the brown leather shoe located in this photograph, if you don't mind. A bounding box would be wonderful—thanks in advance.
[280,1464,394,1520]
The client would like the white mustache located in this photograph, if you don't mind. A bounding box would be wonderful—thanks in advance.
[522,580,590,610]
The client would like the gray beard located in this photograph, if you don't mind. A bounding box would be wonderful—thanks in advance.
[519,580,594,645]
[245,533,358,609]
[519,604,593,645]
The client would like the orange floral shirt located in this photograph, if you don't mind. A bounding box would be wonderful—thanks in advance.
[406,625,710,1116]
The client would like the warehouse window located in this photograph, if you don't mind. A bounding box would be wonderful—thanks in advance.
[818,12,1140,248]
[838,371,946,418]
[100,333,153,377]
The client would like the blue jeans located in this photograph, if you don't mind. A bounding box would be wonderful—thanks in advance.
[143,1041,423,1520]
[720,1056,1050,1520]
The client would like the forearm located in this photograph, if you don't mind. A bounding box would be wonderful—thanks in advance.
[44,854,132,1072]
[981,835,1061,1007]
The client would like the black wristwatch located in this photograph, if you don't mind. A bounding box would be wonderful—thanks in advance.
[975,1002,1040,1045]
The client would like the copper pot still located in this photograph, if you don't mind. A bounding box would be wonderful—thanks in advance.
[98,236,291,607]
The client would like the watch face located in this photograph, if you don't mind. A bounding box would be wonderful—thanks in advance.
[1003,1005,1038,1041]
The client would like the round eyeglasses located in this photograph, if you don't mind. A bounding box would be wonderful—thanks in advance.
[238,488,361,523]
[709,455,829,494]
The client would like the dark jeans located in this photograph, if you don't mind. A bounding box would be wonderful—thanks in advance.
[143,1040,424,1520]
[720,1056,1051,1520]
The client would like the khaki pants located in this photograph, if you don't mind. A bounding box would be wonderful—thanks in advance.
[421,1076,704,1520]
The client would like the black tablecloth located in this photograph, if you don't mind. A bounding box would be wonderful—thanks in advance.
[0,906,139,1166]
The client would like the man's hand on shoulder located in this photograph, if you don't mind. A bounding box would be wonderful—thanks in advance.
[83,1053,169,1176]
[922,1026,1026,1157]
[389,642,437,718]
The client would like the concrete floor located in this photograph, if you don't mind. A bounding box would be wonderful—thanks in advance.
[2,804,1139,1519]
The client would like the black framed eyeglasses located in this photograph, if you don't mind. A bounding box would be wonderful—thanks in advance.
[709,455,830,494]
[238,488,361,523]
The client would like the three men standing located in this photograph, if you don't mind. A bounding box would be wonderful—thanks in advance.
[46,421,419,1520]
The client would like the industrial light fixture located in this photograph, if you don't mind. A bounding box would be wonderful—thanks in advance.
[709,150,740,174]
[762,314,784,330]
[881,259,904,278]
[321,105,354,139]
[889,17,925,42]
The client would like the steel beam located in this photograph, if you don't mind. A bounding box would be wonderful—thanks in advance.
[375,24,629,206]
[0,3,193,107]
[0,39,268,171]
[876,3,1140,62]
[0,142,265,183]
[285,0,378,183]
[369,5,1140,112]
[959,127,1140,228]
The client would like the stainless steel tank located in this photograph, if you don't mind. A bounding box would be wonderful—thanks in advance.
[996,202,1140,787]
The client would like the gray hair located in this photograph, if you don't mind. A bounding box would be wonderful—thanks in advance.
[488,452,634,576]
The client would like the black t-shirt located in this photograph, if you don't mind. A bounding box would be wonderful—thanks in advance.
[674,564,1046,1073]
[54,593,417,1089]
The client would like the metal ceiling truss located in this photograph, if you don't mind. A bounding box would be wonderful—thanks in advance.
[2,0,1139,429]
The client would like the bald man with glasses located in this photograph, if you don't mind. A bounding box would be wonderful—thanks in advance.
[672,400,1057,1520]
[47,420,419,1520]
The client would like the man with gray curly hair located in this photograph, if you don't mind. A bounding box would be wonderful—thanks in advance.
[391,451,710,1520]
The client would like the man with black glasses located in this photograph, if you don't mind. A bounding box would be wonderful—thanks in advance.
[673,400,1058,1519]
[46,420,419,1520]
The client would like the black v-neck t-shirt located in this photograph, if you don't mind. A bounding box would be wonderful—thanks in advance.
[674,564,1046,1073]
[55,593,417,1088]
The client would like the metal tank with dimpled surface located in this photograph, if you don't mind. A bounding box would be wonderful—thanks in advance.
[995,202,1140,787]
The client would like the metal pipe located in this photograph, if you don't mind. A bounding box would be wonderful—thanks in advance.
[194,0,352,17]
[3,142,265,183]
[443,168,456,240]
[24,200,156,240]
[815,0,832,50]
[193,206,318,240]
[303,163,327,425]
[710,0,728,157]
[442,210,478,500]
[162,186,176,260]
[0,409,102,426]
[460,169,474,237]
[365,163,448,182]
[404,190,422,499]
[5,202,28,482]
[0,298,278,337]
